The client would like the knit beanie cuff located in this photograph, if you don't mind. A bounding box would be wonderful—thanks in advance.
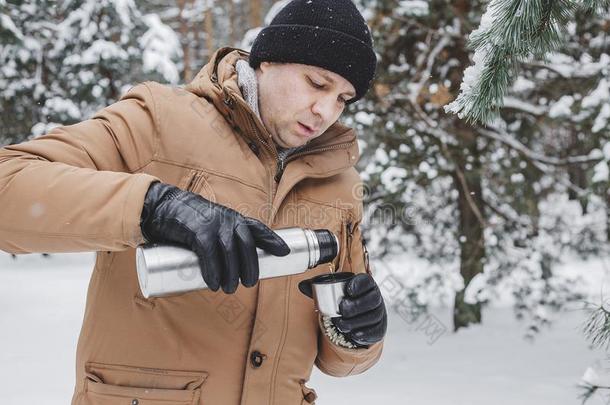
[249,24,376,103]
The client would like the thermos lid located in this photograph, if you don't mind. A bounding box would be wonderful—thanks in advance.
[313,229,338,266]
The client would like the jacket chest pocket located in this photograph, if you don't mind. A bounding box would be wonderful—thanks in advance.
[80,362,207,405]
[179,169,216,201]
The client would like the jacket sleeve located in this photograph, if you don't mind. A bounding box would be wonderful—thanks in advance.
[0,83,161,254]
[314,194,384,377]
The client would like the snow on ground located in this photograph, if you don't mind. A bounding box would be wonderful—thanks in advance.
[0,252,607,404]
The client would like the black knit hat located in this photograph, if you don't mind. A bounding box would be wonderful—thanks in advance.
[249,0,376,104]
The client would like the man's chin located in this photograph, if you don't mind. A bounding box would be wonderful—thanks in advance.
[278,134,307,149]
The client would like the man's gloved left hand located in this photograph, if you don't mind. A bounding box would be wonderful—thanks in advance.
[332,273,387,347]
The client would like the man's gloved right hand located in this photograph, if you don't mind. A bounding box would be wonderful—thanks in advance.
[140,181,290,294]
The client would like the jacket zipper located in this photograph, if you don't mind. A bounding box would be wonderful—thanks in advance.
[239,112,278,223]
[362,234,371,274]
[274,140,355,182]
[274,158,285,183]
[345,220,354,269]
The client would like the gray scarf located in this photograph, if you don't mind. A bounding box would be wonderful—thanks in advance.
[236,60,306,163]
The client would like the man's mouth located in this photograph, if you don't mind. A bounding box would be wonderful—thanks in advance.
[297,122,317,137]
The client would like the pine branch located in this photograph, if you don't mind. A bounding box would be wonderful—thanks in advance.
[578,382,601,405]
[482,193,532,229]
[408,29,455,105]
[479,127,603,166]
[445,0,608,124]
[582,303,610,350]
[502,96,548,116]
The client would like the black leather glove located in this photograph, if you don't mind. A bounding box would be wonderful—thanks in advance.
[332,273,387,347]
[140,181,290,294]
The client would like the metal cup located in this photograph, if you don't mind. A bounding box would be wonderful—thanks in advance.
[299,272,355,318]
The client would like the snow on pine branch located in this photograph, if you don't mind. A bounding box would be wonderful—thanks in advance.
[0,13,24,40]
[581,0,610,13]
[140,14,182,84]
[444,0,600,124]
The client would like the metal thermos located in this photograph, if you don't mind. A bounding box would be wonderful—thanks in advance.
[136,227,339,298]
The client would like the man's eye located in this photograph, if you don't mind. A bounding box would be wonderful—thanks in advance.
[308,78,324,89]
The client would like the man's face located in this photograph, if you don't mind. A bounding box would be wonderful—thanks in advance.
[255,62,356,149]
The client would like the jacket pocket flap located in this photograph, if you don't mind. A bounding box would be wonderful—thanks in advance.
[86,379,196,402]
[85,362,208,391]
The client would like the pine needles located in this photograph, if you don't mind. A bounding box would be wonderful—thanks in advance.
[446,0,610,124]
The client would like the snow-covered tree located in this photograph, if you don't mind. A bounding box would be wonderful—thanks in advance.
[353,0,609,335]
[1,0,181,143]
[0,0,56,142]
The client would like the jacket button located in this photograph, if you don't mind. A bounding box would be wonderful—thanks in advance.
[131,400,139,405]
[250,350,264,368]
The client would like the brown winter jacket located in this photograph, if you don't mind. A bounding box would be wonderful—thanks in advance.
[0,47,383,405]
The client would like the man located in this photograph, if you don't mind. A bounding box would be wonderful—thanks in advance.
[0,0,387,403]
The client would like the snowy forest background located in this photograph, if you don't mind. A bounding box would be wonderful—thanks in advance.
[2,0,610,404]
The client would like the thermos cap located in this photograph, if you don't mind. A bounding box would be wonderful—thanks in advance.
[314,229,338,266]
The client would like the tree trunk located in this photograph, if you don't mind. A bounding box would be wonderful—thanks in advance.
[606,186,610,243]
[451,127,485,331]
[177,0,192,82]
[205,5,214,60]
[228,0,236,46]
[566,130,589,213]
[249,0,262,29]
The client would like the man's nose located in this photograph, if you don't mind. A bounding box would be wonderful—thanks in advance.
[311,95,338,123]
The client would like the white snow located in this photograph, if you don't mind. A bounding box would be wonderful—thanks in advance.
[43,97,81,119]
[374,148,390,165]
[354,111,375,126]
[582,78,609,109]
[0,13,23,39]
[264,0,292,25]
[111,0,135,27]
[396,1,430,17]
[444,1,497,118]
[582,361,610,388]
[510,173,525,183]
[140,14,182,84]
[380,167,408,193]
[30,122,61,137]
[63,39,129,65]
[1,252,607,404]
[592,160,609,183]
[511,76,536,93]
[388,63,410,74]
[463,270,489,304]
[592,103,610,133]
[546,53,610,79]
[503,96,547,115]
[548,95,574,118]
[240,27,262,51]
